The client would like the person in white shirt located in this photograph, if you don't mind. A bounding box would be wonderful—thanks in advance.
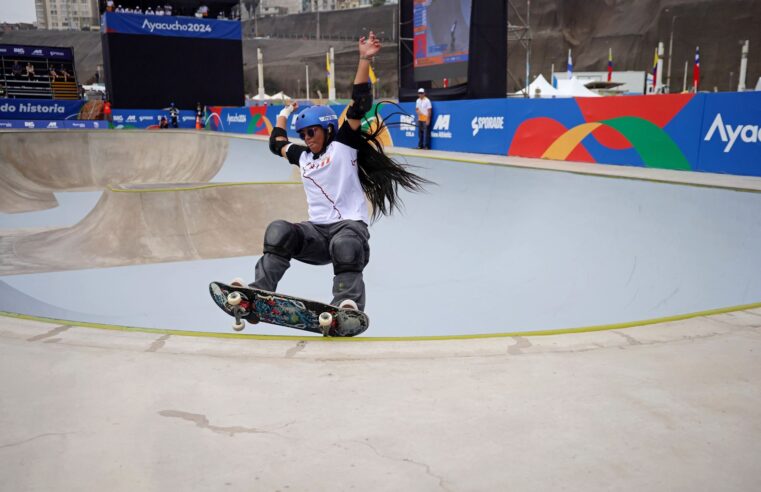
[241,31,428,316]
[415,88,432,149]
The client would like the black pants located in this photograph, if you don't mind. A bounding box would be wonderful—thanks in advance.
[252,220,370,310]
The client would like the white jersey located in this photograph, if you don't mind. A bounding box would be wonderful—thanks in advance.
[286,124,368,225]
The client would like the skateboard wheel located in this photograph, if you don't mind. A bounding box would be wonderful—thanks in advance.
[318,312,333,328]
[232,320,245,331]
[227,291,242,306]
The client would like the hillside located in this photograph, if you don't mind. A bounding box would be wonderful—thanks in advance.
[1,1,758,99]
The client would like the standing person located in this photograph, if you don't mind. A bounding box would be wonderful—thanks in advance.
[169,102,179,128]
[195,102,204,129]
[415,88,432,149]
[235,31,428,317]
[103,100,112,125]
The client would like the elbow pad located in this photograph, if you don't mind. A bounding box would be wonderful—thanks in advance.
[346,82,373,120]
[269,127,289,156]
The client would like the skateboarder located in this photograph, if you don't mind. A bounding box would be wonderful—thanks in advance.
[246,31,428,314]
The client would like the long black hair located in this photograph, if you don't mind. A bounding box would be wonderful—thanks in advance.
[353,102,432,222]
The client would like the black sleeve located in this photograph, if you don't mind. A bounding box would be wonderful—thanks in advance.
[285,143,308,166]
[335,120,364,150]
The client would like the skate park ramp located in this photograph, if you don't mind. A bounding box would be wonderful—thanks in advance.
[2,131,761,337]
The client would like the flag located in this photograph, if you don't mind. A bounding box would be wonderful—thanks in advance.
[567,49,573,78]
[368,63,377,84]
[693,46,700,92]
[326,52,331,89]
[607,48,613,82]
[652,47,659,89]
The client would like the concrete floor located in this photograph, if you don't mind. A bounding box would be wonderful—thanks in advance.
[1,309,760,491]
[2,130,761,490]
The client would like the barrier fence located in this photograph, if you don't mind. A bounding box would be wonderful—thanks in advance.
[2,92,760,177]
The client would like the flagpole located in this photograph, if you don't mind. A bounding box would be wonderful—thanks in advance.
[329,46,336,102]
[683,60,688,92]
[257,48,265,100]
[656,42,664,93]
[738,40,749,91]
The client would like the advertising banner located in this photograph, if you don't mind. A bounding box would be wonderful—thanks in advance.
[0,120,106,129]
[111,109,196,128]
[0,44,74,60]
[101,12,241,41]
[697,92,761,176]
[207,106,274,135]
[0,98,85,120]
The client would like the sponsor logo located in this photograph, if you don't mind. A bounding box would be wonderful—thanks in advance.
[32,49,43,56]
[71,122,86,128]
[13,48,25,54]
[227,114,246,124]
[126,115,137,123]
[50,50,65,57]
[704,113,761,153]
[400,114,416,137]
[47,122,59,128]
[319,115,337,122]
[113,115,124,122]
[139,116,154,122]
[431,114,452,139]
[24,121,35,128]
[142,18,213,34]
[471,116,504,136]
[0,121,12,128]
[181,116,195,122]
[93,122,101,128]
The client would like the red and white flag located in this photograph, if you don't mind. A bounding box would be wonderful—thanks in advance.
[693,46,700,92]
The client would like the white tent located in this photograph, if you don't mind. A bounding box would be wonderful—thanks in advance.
[556,77,601,97]
[251,92,271,101]
[269,91,292,102]
[755,77,761,91]
[517,74,565,98]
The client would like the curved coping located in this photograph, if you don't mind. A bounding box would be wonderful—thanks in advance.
[3,301,761,342]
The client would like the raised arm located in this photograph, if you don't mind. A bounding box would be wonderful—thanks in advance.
[269,102,298,158]
[346,31,382,131]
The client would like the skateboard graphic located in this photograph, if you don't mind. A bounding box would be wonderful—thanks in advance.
[209,281,369,337]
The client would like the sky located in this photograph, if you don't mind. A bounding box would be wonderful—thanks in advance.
[0,0,37,24]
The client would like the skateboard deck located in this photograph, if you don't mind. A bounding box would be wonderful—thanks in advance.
[209,281,369,337]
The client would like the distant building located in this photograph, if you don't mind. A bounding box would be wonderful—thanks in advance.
[35,0,99,31]
[302,0,338,11]
[260,0,302,15]
[0,23,37,32]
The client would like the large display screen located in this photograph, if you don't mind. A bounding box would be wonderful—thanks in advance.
[413,0,472,83]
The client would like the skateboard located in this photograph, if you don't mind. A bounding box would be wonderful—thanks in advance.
[209,281,369,337]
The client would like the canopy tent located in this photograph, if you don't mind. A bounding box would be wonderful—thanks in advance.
[250,93,271,101]
[269,91,293,102]
[556,77,601,97]
[516,74,565,98]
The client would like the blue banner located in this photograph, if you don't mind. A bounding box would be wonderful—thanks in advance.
[0,120,106,129]
[111,109,196,128]
[0,44,74,60]
[380,100,509,155]
[697,92,761,176]
[102,12,241,41]
[0,98,84,120]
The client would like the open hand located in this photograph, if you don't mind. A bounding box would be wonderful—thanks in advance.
[359,31,381,58]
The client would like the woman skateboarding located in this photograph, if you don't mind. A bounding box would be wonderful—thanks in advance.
[241,31,428,315]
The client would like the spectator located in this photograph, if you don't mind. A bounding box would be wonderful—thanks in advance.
[415,88,432,149]
[103,100,112,123]
[159,116,169,128]
[195,102,204,129]
[24,62,35,81]
[164,4,172,15]
[12,60,22,79]
[156,6,164,16]
[49,66,58,82]
[106,0,115,12]
[169,102,179,128]
[146,6,154,15]
[58,65,71,82]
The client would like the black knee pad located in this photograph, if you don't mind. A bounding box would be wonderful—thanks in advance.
[263,220,303,259]
[330,233,368,275]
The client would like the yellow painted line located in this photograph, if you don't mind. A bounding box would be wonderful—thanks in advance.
[387,150,761,194]
[3,300,760,342]
[107,182,302,193]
